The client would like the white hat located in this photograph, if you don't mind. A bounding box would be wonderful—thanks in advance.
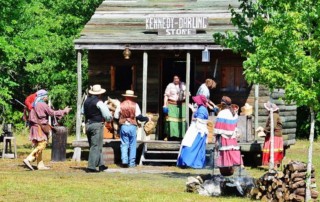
[264,101,279,111]
[89,84,106,95]
[122,90,137,98]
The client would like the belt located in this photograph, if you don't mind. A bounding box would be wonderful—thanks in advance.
[168,99,185,105]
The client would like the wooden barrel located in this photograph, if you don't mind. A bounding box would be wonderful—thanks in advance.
[51,126,68,162]
[102,147,115,165]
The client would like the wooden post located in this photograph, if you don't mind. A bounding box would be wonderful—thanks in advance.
[72,50,82,162]
[141,51,148,140]
[185,52,191,127]
[254,84,259,138]
[142,52,148,115]
[269,103,275,171]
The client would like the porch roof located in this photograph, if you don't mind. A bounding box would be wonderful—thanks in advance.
[74,0,240,50]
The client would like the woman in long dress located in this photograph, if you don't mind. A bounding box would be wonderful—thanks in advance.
[177,95,208,168]
[261,102,283,168]
[214,96,243,173]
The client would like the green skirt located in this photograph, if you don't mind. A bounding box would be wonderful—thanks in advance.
[164,103,187,139]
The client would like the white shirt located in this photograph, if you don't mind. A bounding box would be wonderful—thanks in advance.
[196,83,210,100]
[164,82,186,101]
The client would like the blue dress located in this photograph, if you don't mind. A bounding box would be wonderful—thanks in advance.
[177,105,208,168]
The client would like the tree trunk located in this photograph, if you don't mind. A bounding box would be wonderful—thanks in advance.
[305,107,315,201]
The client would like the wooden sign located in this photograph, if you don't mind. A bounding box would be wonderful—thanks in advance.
[146,16,208,36]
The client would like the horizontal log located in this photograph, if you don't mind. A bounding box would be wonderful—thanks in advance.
[290,180,305,189]
[295,188,319,198]
[257,115,296,123]
[283,134,296,141]
[289,193,304,202]
[290,171,316,179]
[282,128,297,134]
[258,109,297,116]
[282,122,297,128]
[288,162,315,172]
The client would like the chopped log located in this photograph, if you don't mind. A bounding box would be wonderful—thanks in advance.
[276,188,283,199]
[276,171,285,178]
[295,188,319,198]
[290,180,305,189]
[284,190,290,201]
[250,187,260,196]
[291,171,316,178]
[256,191,263,200]
[288,162,315,172]
[289,193,305,202]
[260,195,268,202]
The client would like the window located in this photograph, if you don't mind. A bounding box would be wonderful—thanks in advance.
[110,65,136,91]
[220,66,247,92]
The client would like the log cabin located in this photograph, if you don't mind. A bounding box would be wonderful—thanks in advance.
[73,0,296,165]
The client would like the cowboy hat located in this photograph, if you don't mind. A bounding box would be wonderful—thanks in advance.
[89,84,106,95]
[240,103,253,116]
[122,90,137,97]
[264,101,279,112]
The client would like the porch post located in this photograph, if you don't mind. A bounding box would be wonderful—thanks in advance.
[142,51,148,115]
[185,52,191,127]
[73,50,82,161]
[141,51,148,141]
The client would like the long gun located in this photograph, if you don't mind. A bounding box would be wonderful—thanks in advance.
[14,99,26,108]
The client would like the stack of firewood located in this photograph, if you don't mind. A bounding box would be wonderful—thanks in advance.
[250,169,286,201]
[250,161,318,202]
[283,161,318,201]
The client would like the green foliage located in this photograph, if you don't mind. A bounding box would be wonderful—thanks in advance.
[213,0,320,138]
[0,0,103,129]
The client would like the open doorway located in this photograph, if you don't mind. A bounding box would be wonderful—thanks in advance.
[158,58,195,140]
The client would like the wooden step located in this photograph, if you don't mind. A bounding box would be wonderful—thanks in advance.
[141,159,177,163]
[145,150,179,154]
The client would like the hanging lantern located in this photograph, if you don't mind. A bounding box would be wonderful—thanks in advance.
[202,47,210,62]
[123,47,131,59]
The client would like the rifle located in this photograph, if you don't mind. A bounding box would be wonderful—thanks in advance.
[14,99,26,108]
[14,99,28,124]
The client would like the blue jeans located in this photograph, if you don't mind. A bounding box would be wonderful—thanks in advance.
[120,124,137,167]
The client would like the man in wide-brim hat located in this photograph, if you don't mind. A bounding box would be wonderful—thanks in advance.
[114,90,149,168]
[83,84,112,172]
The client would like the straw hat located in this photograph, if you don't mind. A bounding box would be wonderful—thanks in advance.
[240,103,253,116]
[122,90,137,98]
[89,84,106,95]
[264,101,279,111]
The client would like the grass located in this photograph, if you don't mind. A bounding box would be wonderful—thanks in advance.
[0,133,319,202]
